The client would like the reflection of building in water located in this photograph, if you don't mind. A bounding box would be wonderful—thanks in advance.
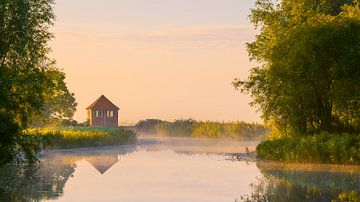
[0,146,136,201]
[85,155,120,174]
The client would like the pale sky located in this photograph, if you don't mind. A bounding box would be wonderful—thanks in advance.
[50,0,261,124]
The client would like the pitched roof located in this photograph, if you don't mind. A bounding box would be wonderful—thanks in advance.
[85,155,119,175]
[86,95,120,110]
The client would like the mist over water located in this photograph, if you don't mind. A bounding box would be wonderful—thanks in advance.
[138,135,260,153]
[1,136,360,202]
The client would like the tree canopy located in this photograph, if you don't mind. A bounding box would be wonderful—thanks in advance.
[0,0,76,165]
[234,0,360,135]
[31,68,77,127]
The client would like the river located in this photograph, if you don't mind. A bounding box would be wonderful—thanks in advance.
[0,136,359,202]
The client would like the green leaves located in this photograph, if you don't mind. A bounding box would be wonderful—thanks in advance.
[0,0,75,166]
[236,0,360,135]
[31,67,77,127]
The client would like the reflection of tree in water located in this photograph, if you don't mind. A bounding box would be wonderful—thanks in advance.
[0,159,76,201]
[238,162,360,202]
[0,146,136,201]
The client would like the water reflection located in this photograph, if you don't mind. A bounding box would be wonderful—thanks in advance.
[0,145,135,201]
[0,159,76,201]
[239,162,360,202]
[138,135,259,153]
[1,137,360,202]
[53,150,259,202]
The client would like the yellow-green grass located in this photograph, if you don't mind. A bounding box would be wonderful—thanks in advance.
[152,120,269,140]
[257,133,360,165]
[24,127,136,149]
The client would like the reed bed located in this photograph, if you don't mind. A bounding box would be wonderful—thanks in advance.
[25,127,136,149]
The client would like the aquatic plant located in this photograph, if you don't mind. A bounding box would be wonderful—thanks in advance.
[257,133,360,164]
[136,119,269,140]
[24,127,136,149]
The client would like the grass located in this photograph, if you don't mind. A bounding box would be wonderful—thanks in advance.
[136,119,269,140]
[24,127,137,149]
[256,133,360,165]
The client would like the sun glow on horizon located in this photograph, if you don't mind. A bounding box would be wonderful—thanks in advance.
[50,0,261,124]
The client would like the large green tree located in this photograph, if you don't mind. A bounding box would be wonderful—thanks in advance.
[31,68,77,127]
[234,0,360,135]
[0,0,75,165]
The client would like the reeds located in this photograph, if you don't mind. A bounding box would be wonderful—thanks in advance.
[257,133,360,164]
[25,127,136,149]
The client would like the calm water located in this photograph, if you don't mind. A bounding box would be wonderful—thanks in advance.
[1,136,360,202]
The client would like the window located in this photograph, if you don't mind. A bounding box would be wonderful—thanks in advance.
[96,110,103,117]
[107,110,114,118]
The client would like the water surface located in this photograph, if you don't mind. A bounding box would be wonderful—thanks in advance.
[0,136,359,202]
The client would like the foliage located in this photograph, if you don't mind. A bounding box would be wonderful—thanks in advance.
[24,127,137,149]
[155,119,196,137]
[0,0,75,165]
[31,69,77,127]
[234,0,360,135]
[135,119,165,135]
[136,119,269,139]
[257,133,360,164]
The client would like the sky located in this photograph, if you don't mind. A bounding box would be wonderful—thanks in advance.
[50,0,260,124]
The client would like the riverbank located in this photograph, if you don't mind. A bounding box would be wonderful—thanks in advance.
[2,135,360,202]
[256,133,360,165]
[135,119,269,140]
[25,127,136,150]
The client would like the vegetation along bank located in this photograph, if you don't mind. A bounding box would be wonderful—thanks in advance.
[234,0,360,164]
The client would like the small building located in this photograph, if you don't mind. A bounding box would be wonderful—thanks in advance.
[86,95,119,128]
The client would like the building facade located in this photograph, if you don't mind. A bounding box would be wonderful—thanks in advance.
[86,95,119,128]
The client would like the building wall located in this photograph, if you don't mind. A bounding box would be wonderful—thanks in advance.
[87,109,92,125]
[90,109,118,128]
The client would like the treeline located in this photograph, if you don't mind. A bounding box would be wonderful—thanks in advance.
[135,119,269,139]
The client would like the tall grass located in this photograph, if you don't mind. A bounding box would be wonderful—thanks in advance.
[257,133,360,164]
[192,121,268,139]
[25,127,136,149]
[136,119,269,140]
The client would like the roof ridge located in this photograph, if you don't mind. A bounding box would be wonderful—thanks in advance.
[86,95,120,110]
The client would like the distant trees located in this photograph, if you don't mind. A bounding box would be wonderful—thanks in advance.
[156,119,195,137]
[135,119,165,135]
[234,0,360,135]
[0,0,75,165]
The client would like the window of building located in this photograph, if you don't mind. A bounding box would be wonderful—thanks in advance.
[96,110,103,117]
[107,110,114,118]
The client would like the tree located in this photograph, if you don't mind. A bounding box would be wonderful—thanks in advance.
[31,68,77,127]
[0,0,75,165]
[234,0,360,135]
